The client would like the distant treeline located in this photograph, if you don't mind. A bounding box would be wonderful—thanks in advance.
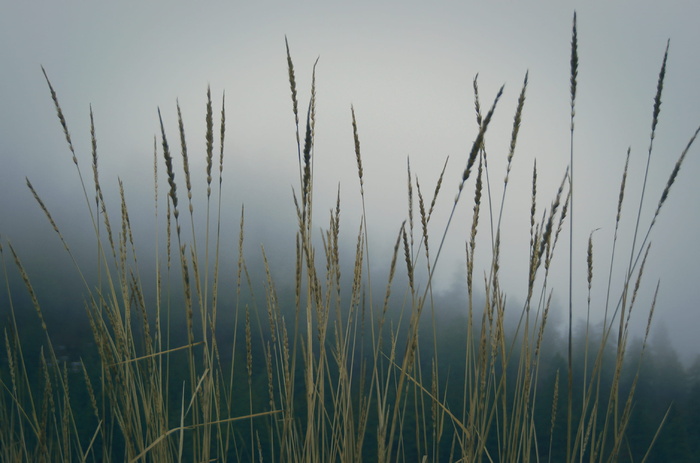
[3,284,698,462]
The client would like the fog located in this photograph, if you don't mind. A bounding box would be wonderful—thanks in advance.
[2,1,700,363]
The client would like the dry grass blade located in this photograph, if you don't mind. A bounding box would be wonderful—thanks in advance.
[570,12,578,129]
[402,226,414,295]
[506,71,528,184]
[351,106,364,192]
[158,108,179,221]
[41,66,77,164]
[131,410,281,463]
[427,157,448,222]
[460,85,504,189]
[629,122,700,282]
[108,342,204,367]
[176,101,194,211]
[302,101,314,213]
[567,13,578,461]
[473,74,483,127]
[205,86,214,195]
[25,179,64,245]
[415,178,428,262]
[497,71,529,246]
[651,124,700,225]
[407,158,414,255]
[286,36,300,154]
[616,148,631,225]
[90,105,100,209]
[219,91,226,186]
[537,169,568,269]
[628,40,670,276]
[651,40,670,138]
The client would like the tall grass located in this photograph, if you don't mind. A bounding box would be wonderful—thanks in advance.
[1,13,698,462]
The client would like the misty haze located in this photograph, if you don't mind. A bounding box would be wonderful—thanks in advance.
[2,2,700,461]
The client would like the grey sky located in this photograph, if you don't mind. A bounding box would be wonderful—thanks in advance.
[1,1,699,360]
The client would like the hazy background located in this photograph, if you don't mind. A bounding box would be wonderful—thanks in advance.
[1,1,699,361]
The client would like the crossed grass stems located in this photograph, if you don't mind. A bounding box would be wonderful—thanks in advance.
[2,13,699,462]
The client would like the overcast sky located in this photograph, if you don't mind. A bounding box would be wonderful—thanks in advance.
[1,1,700,361]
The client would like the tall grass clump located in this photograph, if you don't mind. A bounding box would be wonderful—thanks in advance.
[1,12,698,462]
